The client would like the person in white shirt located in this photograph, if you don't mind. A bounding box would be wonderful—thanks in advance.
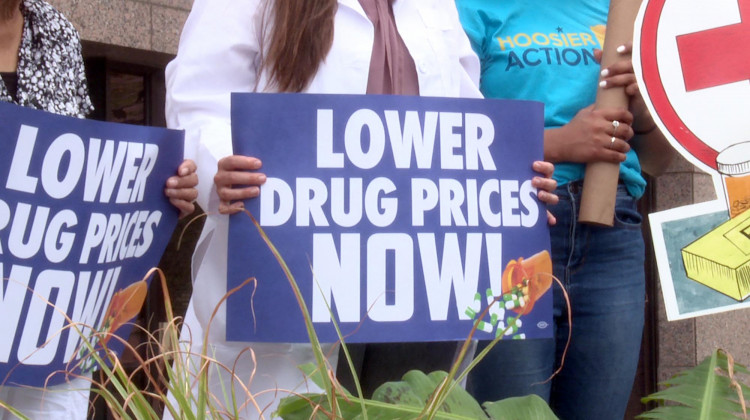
[164,0,558,418]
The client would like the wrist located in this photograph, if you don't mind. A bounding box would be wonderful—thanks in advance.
[543,127,567,162]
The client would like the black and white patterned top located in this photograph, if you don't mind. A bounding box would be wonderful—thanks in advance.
[0,0,93,117]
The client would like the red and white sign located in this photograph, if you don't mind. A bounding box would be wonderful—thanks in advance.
[634,0,750,172]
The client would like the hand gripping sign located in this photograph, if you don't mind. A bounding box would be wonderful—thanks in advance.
[0,102,183,386]
[635,0,750,319]
[226,93,552,344]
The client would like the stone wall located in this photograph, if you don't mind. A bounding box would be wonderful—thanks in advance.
[48,0,191,55]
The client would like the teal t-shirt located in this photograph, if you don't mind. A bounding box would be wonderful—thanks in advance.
[456,0,646,198]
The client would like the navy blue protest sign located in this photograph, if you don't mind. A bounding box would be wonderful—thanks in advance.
[0,101,183,386]
[228,93,551,343]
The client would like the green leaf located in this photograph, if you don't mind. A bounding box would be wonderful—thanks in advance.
[299,362,336,393]
[277,370,493,420]
[372,370,488,419]
[373,371,434,407]
[638,349,750,419]
[426,371,490,418]
[275,393,364,419]
[483,395,559,420]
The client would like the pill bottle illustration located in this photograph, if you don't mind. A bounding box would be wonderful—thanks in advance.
[716,142,750,219]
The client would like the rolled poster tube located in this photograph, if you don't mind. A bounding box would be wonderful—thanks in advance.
[578,0,643,226]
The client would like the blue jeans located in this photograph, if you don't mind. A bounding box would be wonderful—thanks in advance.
[467,182,645,420]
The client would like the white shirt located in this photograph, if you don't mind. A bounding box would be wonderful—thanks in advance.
[164,0,480,416]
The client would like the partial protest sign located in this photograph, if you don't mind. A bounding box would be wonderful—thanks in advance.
[635,0,750,320]
[227,93,551,343]
[0,101,183,386]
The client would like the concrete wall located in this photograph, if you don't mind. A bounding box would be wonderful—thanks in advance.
[49,0,191,55]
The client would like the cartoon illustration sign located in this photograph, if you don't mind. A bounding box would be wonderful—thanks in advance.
[0,102,183,386]
[226,93,552,343]
[635,0,750,319]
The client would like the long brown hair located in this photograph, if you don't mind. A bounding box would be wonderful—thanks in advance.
[262,0,338,92]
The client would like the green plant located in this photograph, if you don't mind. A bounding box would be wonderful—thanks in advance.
[78,268,258,419]
[0,267,263,420]
[638,349,750,420]
[275,369,557,420]
[0,211,562,419]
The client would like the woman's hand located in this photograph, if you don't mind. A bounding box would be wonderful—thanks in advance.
[531,160,558,226]
[596,43,656,133]
[545,105,634,164]
[214,155,266,214]
[165,159,199,218]
[597,42,676,175]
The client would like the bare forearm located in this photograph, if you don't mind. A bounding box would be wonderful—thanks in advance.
[543,127,567,162]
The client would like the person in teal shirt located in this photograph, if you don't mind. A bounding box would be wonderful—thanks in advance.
[455,1,674,419]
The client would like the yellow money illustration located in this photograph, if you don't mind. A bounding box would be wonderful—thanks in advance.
[682,208,750,301]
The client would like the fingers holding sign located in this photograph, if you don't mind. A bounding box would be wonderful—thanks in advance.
[215,155,267,214]
[532,160,558,204]
[532,160,558,226]
[165,159,198,219]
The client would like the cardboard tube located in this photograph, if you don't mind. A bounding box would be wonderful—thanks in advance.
[578,0,643,226]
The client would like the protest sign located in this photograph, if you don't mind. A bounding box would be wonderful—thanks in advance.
[0,101,183,386]
[635,0,750,319]
[227,93,551,343]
